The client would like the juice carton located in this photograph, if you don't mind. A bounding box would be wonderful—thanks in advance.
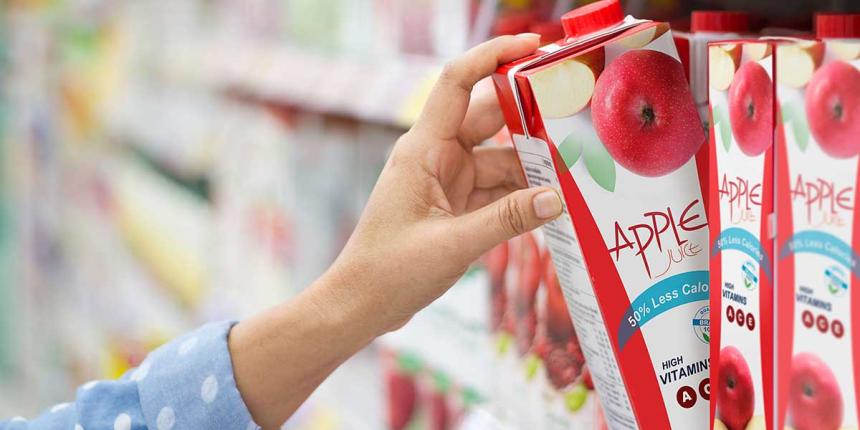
[506,232,545,428]
[708,39,778,430]
[492,0,710,427]
[484,232,599,428]
[674,11,751,124]
[775,14,860,430]
[484,233,539,427]
[535,246,599,429]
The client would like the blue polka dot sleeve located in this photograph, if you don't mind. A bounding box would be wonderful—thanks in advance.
[1,321,260,430]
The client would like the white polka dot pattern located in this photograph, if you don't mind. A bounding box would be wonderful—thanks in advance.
[114,413,131,430]
[156,406,175,430]
[2,321,256,430]
[201,375,219,403]
[50,403,70,413]
[178,337,198,356]
[131,361,150,382]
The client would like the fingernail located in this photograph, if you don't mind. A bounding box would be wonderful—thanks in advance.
[516,33,541,41]
[533,190,562,219]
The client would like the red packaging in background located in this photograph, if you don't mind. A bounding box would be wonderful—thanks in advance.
[708,38,778,430]
[674,11,751,123]
[775,13,860,430]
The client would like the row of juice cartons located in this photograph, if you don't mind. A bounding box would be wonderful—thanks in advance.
[489,0,860,429]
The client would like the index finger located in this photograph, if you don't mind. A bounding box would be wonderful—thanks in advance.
[413,34,540,143]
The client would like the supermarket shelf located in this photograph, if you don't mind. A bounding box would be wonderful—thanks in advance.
[111,155,213,307]
[165,39,444,129]
[103,88,223,184]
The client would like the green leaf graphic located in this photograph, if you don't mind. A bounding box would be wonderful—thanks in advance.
[583,137,616,192]
[714,106,732,152]
[781,103,810,152]
[558,133,583,169]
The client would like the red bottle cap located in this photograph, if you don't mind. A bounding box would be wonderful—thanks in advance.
[690,11,750,33]
[560,0,624,39]
[816,13,860,38]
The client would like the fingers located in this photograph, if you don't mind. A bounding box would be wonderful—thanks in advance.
[452,187,562,261]
[473,145,527,189]
[465,186,516,213]
[413,34,540,143]
[457,78,506,149]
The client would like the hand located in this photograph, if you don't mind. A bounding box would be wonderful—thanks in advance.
[328,33,563,332]
[229,34,562,430]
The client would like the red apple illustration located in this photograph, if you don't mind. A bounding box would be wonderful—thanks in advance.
[514,234,541,355]
[483,242,509,331]
[545,344,583,389]
[539,336,585,390]
[591,49,704,177]
[728,61,774,156]
[805,61,860,159]
[716,346,755,430]
[386,356,420,430]
[788,353,843,430]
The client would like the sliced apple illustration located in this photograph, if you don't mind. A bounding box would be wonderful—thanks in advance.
[710,44,741,91]
[776,42,824,88]
[616,23,669,49]
[713,418,729,430]
[744,43,772,62]
[530,49,605,119]
[831,41,860,61]
[744,416,766,430]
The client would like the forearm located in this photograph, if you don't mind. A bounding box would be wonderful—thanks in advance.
[228,264,385,430]
[229,34,548,430]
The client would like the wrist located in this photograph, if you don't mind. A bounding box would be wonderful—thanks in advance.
[310,260,395,343]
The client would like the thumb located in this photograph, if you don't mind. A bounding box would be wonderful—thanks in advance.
[455,187,563,259]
